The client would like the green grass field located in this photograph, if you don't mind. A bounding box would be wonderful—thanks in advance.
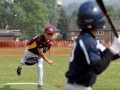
[0,56,69,90]
[0,84,61,90]
[0,56,120,90]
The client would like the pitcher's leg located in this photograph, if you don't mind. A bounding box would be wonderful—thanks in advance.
[36,58,43,85]
[18,56,26,68]
[17,48,34,75]
[19,48,34,68]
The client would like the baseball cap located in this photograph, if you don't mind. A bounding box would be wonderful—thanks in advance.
[44,26,54,34]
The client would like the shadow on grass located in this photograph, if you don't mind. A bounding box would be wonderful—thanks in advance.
[0,85,20,90]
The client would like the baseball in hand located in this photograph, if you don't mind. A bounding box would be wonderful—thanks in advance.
[56,1,62,7]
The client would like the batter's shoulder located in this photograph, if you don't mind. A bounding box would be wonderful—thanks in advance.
[81,35,94,43]
[77,34,96,49]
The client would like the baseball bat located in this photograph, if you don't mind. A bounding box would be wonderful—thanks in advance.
[96,0,118,38]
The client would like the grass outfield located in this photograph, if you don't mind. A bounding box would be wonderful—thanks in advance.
[0,84,61,90]
[0,56,69,90]
[0,56,120,90]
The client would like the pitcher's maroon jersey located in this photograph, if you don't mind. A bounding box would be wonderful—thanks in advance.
[26,35,53,55]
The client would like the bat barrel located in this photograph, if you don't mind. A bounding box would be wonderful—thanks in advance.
[96,0,118,38]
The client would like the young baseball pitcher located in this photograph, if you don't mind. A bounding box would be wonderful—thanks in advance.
[17,26,54,90]
[62,1,120,90]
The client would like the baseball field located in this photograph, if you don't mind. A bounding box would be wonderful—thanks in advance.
[0,47,120,90]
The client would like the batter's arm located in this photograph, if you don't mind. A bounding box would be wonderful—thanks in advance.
[37,48,53,64]
[90,49,115,74]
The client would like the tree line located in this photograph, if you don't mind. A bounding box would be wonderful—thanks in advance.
[67,5,120,23]
[0,0,120,40]
[0,0,60,40]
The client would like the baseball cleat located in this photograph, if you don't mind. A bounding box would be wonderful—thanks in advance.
[38,85,42,90]
[17,67,22,76]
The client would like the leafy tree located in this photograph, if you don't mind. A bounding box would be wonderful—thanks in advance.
[62,2,81,16]
[105,0,120,9]
[0,0,48,40]
[68,9,78,23]
[45,3,59,22]
[57,8,69,34]
[117,8,120,20]
[106,5,115,13]
[42,0,59,22]
[42,0,56,9]
[12,0,48,40]
[106,5,120,20]
[0,0,12,29]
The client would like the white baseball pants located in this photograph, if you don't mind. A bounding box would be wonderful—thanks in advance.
[62,79,93,90]
[18,48,43,85]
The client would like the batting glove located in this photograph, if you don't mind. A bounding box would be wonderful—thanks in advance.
[110,37,120,55]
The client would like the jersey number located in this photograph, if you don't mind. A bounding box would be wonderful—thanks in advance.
[70,42,77,62]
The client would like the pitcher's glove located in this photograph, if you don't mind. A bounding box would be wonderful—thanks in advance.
[25,57,38,65]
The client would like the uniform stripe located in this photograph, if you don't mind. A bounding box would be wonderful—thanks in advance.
[50,41,53,45]
[96,40,106,52]
[79,39,90,65]
[26,41,37,49]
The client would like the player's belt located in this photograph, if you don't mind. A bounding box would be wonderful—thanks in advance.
[67,79,90,87]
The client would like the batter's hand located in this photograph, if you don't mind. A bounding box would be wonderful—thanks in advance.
[110,37,120,54]
[48,60,53,65]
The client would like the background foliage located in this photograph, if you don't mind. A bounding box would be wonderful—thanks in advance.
[0,0,120,40]
[57,8,69,34]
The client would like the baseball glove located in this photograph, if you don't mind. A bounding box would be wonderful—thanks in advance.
[25,57,38,65]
